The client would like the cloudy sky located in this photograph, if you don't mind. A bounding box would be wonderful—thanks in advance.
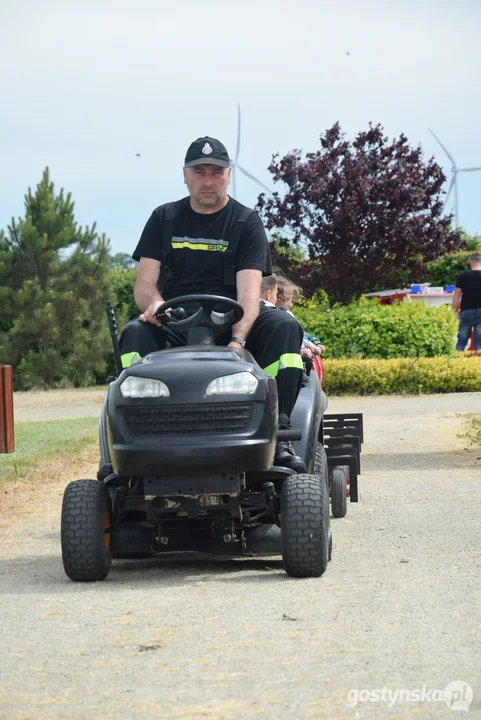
[1,0,480,256]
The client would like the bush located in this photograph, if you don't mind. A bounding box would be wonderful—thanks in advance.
[108,266,137,320]
[425,251,472,287]
[322,355,481,395]
[293,296,457,359]
[424,234,481,287]
[96,266,137,383]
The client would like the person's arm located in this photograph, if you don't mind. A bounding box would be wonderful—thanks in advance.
[452,287,462,314]
[130,209,167,325]
[305,330,322,346]
[228,269,262,348]
[303,338,323,356]
[134,257,164,326]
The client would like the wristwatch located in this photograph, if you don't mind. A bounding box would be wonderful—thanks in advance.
[231,336,246,347]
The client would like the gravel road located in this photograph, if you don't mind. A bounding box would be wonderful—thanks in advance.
[1,391,481,719]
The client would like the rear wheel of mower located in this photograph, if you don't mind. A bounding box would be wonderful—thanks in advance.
[281,473,329,578]
[331,467,348,518]
[61,480,112,582]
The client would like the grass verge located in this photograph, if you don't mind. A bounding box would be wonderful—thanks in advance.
[0,417,98,485]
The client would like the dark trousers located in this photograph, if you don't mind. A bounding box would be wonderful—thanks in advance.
[456,308,481,351]
[119,304,304,422]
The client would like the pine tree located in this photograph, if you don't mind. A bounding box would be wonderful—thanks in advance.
[0,168,111,389]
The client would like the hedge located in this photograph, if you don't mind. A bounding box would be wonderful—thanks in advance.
[322,355,481,395]
[108,266,137,320]
[294,297,457,359]
[96,267,137,382]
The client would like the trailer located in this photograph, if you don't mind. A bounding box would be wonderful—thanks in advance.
[311,355,363,517]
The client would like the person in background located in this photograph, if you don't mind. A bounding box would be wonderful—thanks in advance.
[275,277,326,357]
[452,252,481,351]
[260,273,278,306]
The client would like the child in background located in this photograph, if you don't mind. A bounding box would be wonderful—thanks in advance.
[275,277,326,357]
[260,274,278,306]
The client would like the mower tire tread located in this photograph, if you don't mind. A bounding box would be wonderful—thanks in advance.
[281,473,329,578]
[313,443,328,488]
[61,479,112,582]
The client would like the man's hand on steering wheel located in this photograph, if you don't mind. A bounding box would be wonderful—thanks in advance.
[152,295,244,338]
[139,299,165,326]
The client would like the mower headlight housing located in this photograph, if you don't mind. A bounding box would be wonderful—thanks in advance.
[205,372,258,396]
[120,376,170,398]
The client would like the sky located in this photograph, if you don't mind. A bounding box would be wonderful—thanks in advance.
[1,0,480,256]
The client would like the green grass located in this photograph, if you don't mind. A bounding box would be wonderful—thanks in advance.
[0,417,98,484]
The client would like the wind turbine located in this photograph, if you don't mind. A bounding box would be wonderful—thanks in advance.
[427,127,481,228]
[231,104,272,200]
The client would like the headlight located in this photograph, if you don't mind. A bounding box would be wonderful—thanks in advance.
[120,376,170,398]
[205,372,258,396]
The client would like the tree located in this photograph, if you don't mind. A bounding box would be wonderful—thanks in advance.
[0,168,112,389]
[108,265,137,319]
[424,232,481,287]
[271,233,306,263]
[257,123,464,303]
[109,252,136,269]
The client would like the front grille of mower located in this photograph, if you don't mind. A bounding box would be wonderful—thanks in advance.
[122,402,256,436]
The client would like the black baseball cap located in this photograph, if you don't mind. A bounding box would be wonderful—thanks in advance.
[184,136,231,168]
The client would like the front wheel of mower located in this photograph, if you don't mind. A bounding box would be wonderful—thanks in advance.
[313,442,329,495]
[313,442,332,561]
[331,467,348,518]
[281,473,329,578]
[61,479,112,582]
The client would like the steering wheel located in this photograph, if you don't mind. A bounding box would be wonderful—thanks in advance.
[154,294,244,337]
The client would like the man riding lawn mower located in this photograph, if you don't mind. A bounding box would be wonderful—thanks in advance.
[61,137,333,580]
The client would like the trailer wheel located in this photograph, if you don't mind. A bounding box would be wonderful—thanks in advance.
[281,473,329,578]
[331,467,348,518]
[61,480,112,582]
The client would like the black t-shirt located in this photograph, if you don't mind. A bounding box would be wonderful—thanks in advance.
[133,196,272,300]
[455,269,481,310]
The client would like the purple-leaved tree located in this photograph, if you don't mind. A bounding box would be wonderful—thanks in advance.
[256,123,463,303]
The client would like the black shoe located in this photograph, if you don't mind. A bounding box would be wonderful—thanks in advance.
[274,440,307,473]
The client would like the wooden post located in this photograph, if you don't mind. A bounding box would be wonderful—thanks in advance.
[0,365,15,453]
